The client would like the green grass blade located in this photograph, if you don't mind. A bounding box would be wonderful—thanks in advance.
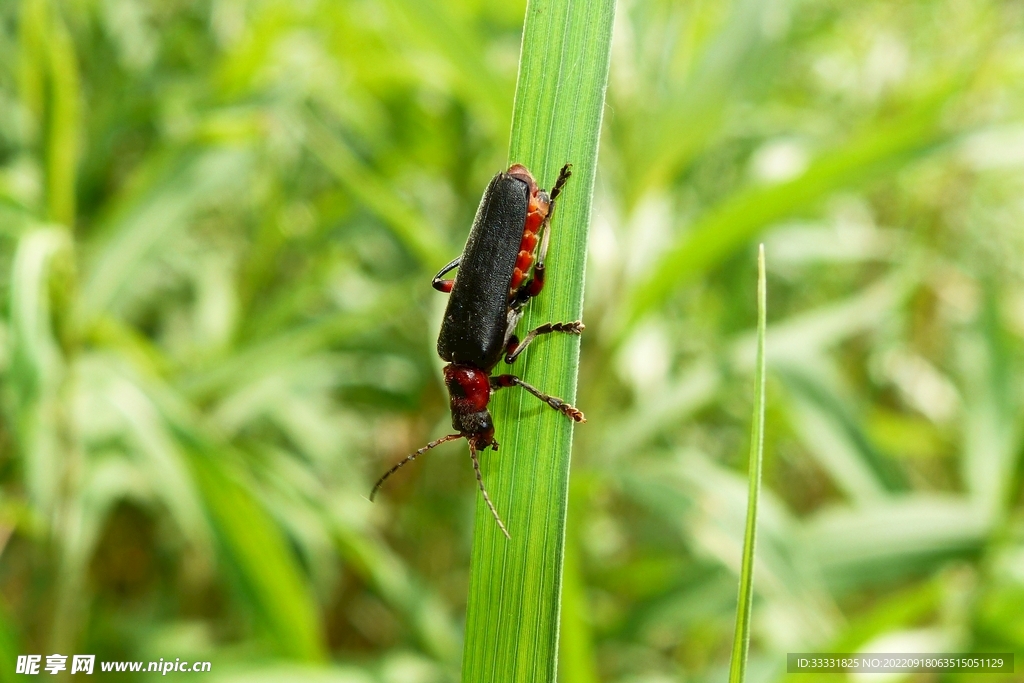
[8,226,72,515]
[78,149,250,325]
[960,285,1019,520]
[803,495,990,590]
[779,369,901,502]
[18,0,80,226]
[727,245,767,683]
[302,113,448,268]
[624,99,951,331]
[0,597,22,683]
[187,445,327,661]
[460,0,615,681]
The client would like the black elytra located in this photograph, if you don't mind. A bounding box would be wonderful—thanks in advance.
[437,172,528,370]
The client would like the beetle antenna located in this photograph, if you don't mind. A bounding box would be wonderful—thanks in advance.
[470,442,511,539]
[370,434,463,501]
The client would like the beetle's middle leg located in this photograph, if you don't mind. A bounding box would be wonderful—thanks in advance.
[491,374,585,422]
[504,321,584,364]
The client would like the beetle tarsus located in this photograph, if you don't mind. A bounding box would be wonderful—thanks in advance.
[550,163,572,201]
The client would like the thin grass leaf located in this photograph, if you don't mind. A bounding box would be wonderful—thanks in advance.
[186,444,326,661]
[803,496,990,590]
[779,368,902,502]
[78,150,251,324]
[9,226,71,514]
[624,98,952,332]
[0,598,21,683]
[728,245,767,683]
[302,112,448,268]
[461,0,614,680]
[18,0,80,226]
[960,285,1020,520]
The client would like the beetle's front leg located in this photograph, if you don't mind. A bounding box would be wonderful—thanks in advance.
[432,256,461,293]
[490,374,585,422]
[504,321,584,364]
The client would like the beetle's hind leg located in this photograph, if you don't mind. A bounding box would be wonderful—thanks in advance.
[530,164,572,283]
[432,256,461,293]
[504,321,584,364]
[491,374,585,423]
[549,163,572,201]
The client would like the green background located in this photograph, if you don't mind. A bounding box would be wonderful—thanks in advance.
[1,0,1023,681]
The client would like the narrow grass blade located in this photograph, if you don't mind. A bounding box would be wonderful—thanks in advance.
[727,245,767,683]
[302,113,448,268]
[960,285,1020,520]
[803,495,990,590]
[0,598,21,683]
[461,0,615,681]
[9,226,72,515]
[625,100,950,332]
[779,369,901,502]
[186,444,326,661]
[78,150,250,324]
[18,0,80,226]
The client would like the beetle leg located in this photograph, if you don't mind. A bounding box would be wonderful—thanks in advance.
[513,164,571,305]
[535,164,571,270]
[369,433,463,501]
[504,321,584,364]
[504,334,520,359]
[490,374,586,422]
[501,307,524,353]
[549,163,572,202]
[432,256,461,293]
[514,208,552,302]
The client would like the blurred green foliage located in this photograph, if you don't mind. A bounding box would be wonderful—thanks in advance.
[0,0,1022,682]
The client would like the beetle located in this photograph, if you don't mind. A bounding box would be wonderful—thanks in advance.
[369,162,584,538]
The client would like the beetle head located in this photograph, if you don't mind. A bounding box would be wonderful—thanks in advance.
[444,364,496,448]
